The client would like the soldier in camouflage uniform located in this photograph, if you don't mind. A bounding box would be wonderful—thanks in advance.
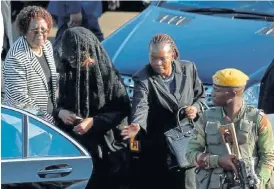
[186,68,274,189]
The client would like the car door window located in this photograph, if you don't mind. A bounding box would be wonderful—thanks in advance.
[28,117,82,157]
[1,108,23,159]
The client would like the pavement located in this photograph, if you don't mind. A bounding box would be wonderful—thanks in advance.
[98,11,139,39]
[12,11,140,43]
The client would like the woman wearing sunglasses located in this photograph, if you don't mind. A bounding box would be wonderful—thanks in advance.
[3,6,57,121]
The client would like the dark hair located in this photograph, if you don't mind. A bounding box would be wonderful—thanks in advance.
[149,33,180,60]
[16,6,53,36]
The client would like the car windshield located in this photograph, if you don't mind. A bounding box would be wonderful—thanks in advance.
[159,1,274,15]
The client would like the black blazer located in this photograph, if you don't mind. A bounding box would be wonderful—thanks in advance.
[131,60,205,134]
[258,59,274,113]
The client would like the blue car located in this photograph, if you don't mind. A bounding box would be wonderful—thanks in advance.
[102,1,274,107]
[1,105,93,188]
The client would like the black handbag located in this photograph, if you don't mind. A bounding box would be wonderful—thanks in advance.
[164,106,196,168]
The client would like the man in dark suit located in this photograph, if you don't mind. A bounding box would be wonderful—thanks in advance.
[1,0,13,99]
[1,0,13,60]
[258,59,274,114]
[47,1,120,45]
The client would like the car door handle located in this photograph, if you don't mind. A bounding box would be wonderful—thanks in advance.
[38,164,72,178]
[38,167,72,175]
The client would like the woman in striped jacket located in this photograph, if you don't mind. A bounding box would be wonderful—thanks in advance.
[3,6,57,119]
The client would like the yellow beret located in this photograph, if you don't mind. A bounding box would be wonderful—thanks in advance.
[212,68,249,87]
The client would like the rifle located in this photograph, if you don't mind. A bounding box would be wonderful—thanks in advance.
[219,123,260,189]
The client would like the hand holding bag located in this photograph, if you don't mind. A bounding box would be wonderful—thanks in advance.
[164,106,195,168]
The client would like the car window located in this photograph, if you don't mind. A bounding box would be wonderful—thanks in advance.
[1,108,23,159]
[28,117,82,157]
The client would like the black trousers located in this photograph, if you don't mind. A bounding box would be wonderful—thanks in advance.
[85,149,131,189]
[54,15,104,51]
[130,153,196,189]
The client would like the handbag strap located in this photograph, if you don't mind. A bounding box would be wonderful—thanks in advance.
[177,106,193,132]
[178,102,210,132]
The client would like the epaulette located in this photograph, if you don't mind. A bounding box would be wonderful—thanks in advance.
[245,105,260,118]
[258,111,265,121]
[245,106,264,131]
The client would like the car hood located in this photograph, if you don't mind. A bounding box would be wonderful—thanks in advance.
[102,6,274,86]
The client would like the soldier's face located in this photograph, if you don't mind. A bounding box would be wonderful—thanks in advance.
[211,85,232,105]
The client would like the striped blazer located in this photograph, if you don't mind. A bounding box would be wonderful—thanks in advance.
[3,36,58,113]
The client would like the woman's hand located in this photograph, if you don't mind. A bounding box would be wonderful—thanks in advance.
[73,118,93,135]
[185,106,198,120]
[58,109,76,125]
[121,123,140,140]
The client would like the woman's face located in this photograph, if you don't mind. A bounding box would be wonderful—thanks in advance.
[149,43,174,76]
[26,18,49,49]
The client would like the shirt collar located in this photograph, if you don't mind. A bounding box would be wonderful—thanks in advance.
[221,100,246,123]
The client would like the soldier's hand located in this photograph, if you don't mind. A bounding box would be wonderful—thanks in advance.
[121,123,140,140]
[185,106,198,120]
[196,153,210,168]
[218,154,238,175]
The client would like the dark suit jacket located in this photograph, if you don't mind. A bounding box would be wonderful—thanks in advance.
[258,59,274,113]
[47,1,102,27]
[1,0,13,61]
[130,60,205,165]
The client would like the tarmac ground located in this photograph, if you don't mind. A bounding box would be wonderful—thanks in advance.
[12,11,140,43]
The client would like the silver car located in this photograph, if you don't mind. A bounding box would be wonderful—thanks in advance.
[1,105,93,188]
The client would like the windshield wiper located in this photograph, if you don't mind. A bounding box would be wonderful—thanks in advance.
[183,7,274,18]
[233,15,274,22]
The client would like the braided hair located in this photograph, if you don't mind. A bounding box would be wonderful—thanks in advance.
[149,34,180,60]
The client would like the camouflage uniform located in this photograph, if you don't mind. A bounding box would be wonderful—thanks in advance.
[186,103,274,189]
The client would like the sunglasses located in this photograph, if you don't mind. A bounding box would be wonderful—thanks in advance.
[29,28,49,35]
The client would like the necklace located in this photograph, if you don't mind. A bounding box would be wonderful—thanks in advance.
[32,47,43,57]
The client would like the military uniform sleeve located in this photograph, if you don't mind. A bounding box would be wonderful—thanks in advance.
[186,113,207,166]
[256,113,274,187]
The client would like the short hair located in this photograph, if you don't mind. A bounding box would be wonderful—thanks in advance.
[16,6,53,36]
[149,34,180,60]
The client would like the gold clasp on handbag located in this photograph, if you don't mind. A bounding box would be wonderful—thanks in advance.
[130,137,140,152]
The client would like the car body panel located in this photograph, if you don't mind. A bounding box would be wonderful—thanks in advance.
[1,105,92,188]
[159,1,274,14]
[2,157,92,186]
[103,4,274,87]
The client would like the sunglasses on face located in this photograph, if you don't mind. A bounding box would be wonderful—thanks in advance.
[29,28,49,35]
